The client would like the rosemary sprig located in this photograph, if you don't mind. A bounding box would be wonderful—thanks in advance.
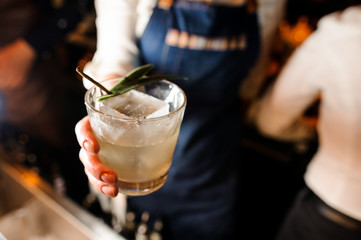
[76,64,186,102]
[109,64,154,93]
[76,67,112,94]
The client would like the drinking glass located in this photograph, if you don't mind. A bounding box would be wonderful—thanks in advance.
[85,79,186,195]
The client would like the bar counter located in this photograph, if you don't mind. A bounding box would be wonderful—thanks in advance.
[0,148,125,240]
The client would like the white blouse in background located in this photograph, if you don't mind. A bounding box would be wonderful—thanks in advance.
[256,6,361,221]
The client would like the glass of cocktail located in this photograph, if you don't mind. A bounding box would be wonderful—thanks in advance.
[84,78,186,196]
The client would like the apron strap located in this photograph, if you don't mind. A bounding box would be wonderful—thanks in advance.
[158,0,257,11]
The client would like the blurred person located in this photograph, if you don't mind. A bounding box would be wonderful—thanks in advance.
[0,0,92,203]
[75,0,288,239]
[254,3,361,240]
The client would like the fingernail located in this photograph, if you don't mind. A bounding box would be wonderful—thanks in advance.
[101,185,117,197]
[100,173,117,184]
[83,140,93,153]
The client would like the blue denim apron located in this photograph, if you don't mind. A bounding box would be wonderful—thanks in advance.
[129,1,260,239]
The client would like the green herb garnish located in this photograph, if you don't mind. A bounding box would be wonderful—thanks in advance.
[76,64,185,102]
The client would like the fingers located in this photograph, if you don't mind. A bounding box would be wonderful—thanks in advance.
[85,168,118,197]
[75,116,100,154]
[76,116,118,197]
[79,148,116,182]
[79,148,118,197]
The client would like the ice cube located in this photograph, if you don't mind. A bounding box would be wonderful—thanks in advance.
[147,104,169,118]
[100,90,169,118]
[98,102,130,119]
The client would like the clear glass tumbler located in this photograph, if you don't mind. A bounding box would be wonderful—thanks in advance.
[85,79,186,196]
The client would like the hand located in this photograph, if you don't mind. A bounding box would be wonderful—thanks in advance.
[0,39,36,90]
[75,116,119,197]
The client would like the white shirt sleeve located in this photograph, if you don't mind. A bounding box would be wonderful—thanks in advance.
[255,33,323,141]
[83,0,141,88]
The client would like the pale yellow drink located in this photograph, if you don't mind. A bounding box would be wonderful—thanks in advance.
[85,79,186,196]
[95,131,179,195]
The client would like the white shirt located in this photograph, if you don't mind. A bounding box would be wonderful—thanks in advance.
[255,6,361,220]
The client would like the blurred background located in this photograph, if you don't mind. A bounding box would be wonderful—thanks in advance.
[0,0,357,239]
